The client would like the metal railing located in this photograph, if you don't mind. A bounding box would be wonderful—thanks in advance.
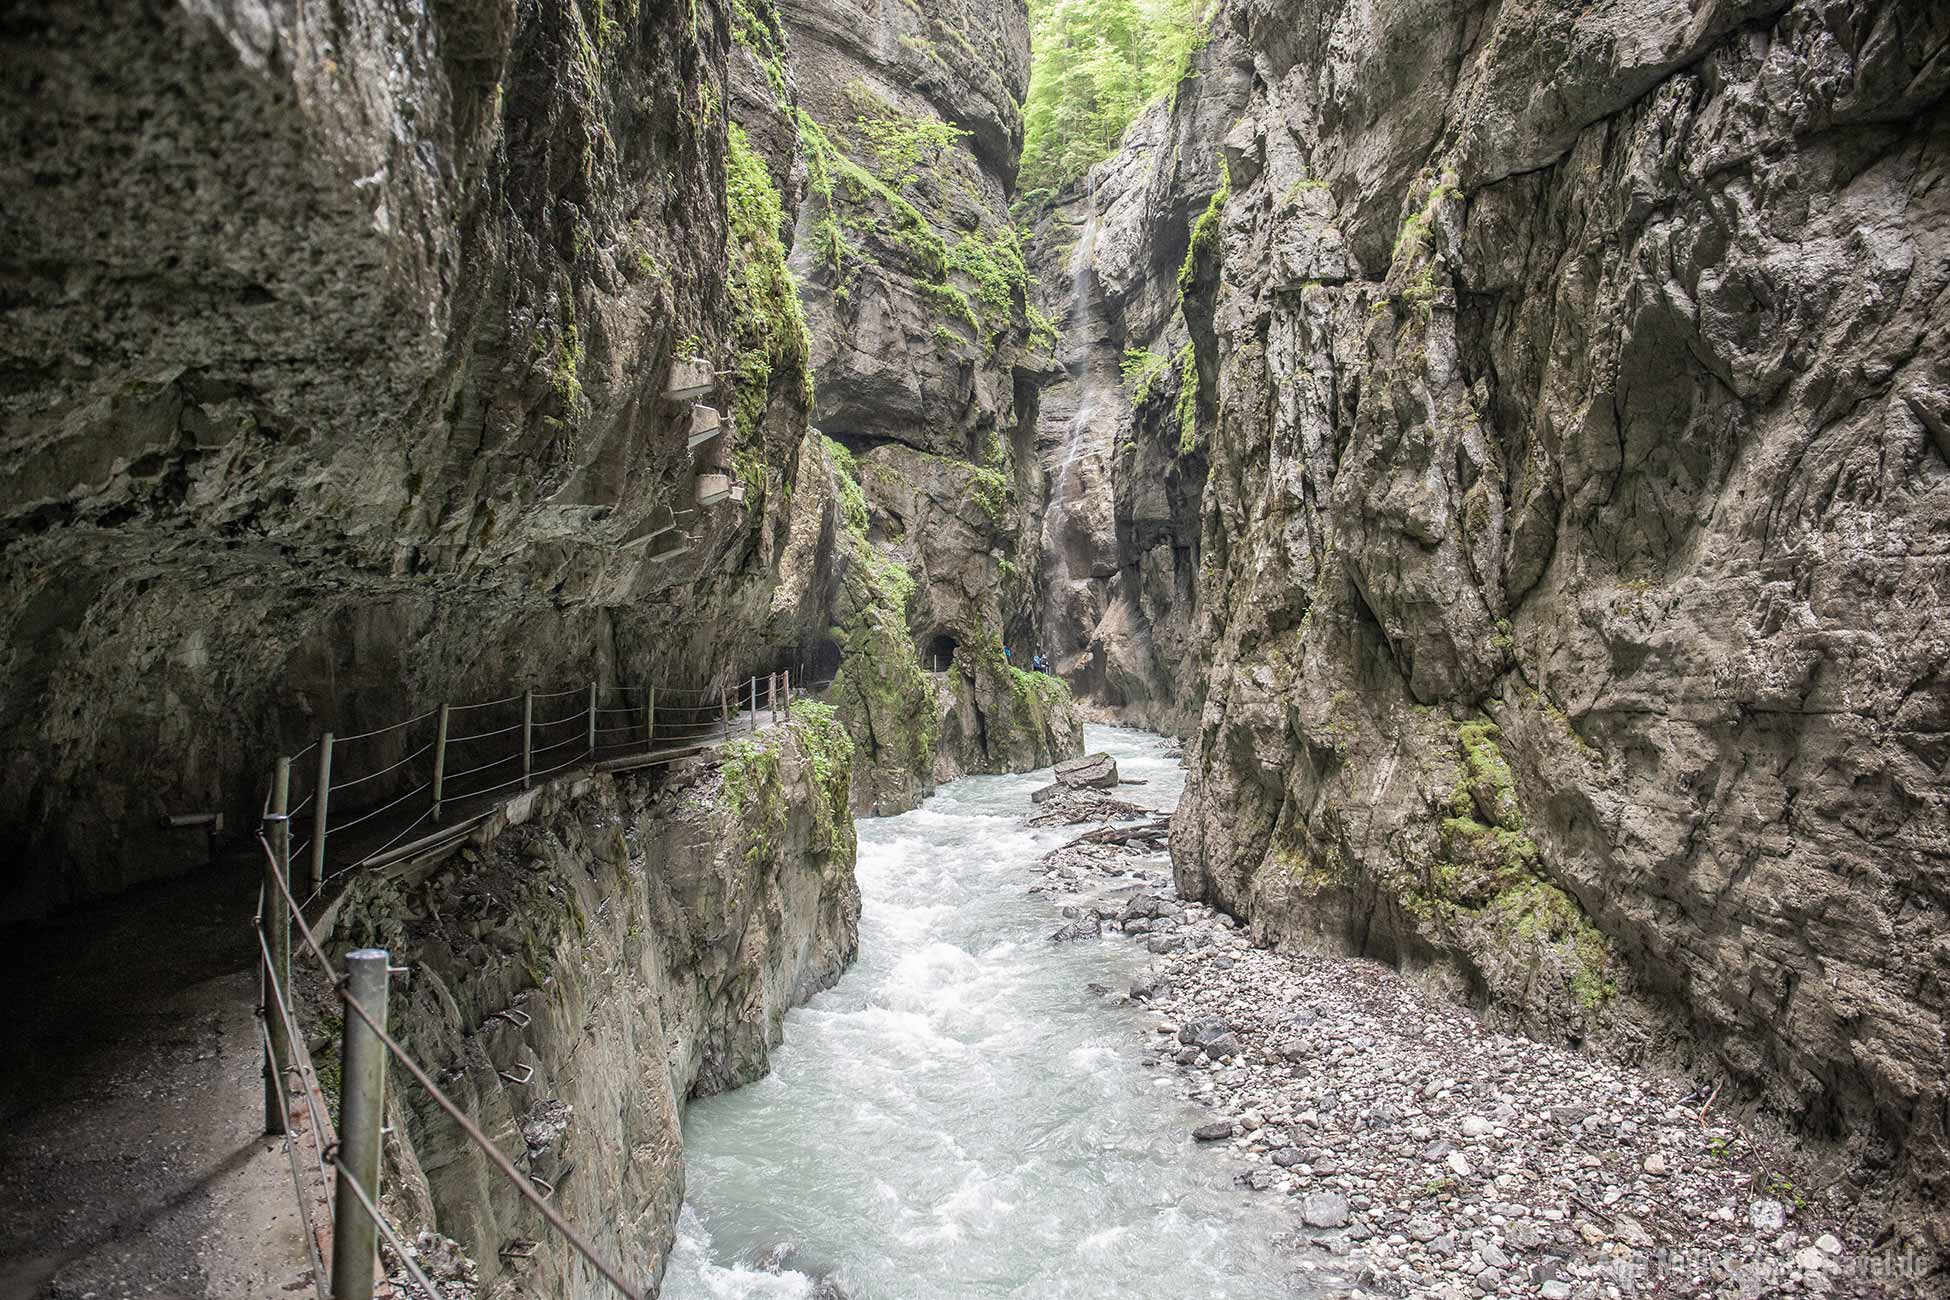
[254,667,805,1298]
[270,672,800,903]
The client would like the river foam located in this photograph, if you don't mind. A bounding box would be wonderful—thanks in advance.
[660,726,1312,1300]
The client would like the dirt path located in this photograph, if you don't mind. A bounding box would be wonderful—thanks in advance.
[0,857,311,1300]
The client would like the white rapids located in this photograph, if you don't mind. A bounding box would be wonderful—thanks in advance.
[659,726,1320,1300]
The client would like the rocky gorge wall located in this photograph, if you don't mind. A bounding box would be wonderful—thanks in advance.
[733,0,1085,810]
[1091,0,1950,1255]
[320,708,859,1298]
[0,0,1077,917]
[1023,82,1246,735]
[0,0,834,919]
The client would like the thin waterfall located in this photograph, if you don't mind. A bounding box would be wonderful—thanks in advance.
[1041,188,1103,655]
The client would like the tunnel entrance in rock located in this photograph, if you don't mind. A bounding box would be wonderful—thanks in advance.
[925,631,958,672]
[798,637,843,686]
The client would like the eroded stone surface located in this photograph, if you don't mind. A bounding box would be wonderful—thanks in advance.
[1103,0,1950,1255]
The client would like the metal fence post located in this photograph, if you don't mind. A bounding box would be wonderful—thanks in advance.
[521,689,534,788]
[720,684,728,736]
[769,673,778,725]
[783,669,791,720]
[431,704,451,823]
[645,684,655,748]
[587,682,597,756]
[310,734,333,894]
[262,758,292,1136]
[331,949,390,1300]
[749,677,757,735]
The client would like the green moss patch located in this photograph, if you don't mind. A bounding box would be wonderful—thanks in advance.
[790,699,856,856]
[726,122,814,441]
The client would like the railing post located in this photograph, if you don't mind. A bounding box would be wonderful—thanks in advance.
[431,704,451,823]
[645,684,656,748]
[331,949,391,1300]
[749,677,757,735]
[783,669,791,719]
[262,758,293,1136]
[310,734,333,894]
[587,682,597,756]
[720,684,728,736]
[521,689,534,788]
[769,673,778,725]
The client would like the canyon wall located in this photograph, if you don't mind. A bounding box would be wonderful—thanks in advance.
[326,710,859,1297]
[0,0,831,918]
[1072,0,1950,1253]
[1024,83,1244,735]
[751,0,1082,809]
[0,0,1075,916]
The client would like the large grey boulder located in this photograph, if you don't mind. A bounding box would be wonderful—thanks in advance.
[1054,752,1119,790]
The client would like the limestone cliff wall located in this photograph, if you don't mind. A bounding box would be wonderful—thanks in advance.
[1085,0,1950,1251]
[1024,78,1248,734]
[325,710,860,1298]
[737,0,1083,809]
[0,0,831,918]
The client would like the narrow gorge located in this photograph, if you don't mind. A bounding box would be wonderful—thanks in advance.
[0,0,1944,1298]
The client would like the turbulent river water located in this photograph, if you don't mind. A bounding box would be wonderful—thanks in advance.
[661,725,1305,1300]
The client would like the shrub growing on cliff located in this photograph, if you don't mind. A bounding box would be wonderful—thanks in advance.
[790,700,856,855]
[1173,340,1198,452]
[1121,348,1170,403]
[726,122,814,439]
[822,435,871,535]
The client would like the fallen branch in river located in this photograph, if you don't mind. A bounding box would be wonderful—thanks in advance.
[1063,818,1171,849]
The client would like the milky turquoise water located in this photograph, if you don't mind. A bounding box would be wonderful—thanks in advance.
[658,726,1313,1300]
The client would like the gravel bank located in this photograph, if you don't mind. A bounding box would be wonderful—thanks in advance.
[1028,789,1920,1299]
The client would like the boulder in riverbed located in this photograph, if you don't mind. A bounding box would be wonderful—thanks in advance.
[1048,913,1103,942]
[1193,1121,1234,1142]
[1054,752,1119,789]
[1299,1192,1350,1229]
[1178,1015,1234,1051]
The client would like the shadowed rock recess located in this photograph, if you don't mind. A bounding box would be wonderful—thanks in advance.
[1057,0,1947,1259]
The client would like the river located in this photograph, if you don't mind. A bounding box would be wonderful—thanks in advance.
[659,725,1310,1299]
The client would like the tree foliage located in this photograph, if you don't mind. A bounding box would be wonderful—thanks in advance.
[1018,0,1209,195]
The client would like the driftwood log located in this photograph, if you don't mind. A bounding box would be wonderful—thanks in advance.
[1063,818,1171,849]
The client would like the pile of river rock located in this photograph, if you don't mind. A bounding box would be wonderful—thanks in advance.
[1028,781,1906,1300]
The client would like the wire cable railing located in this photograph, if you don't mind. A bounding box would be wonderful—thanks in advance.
[242,651,852,1296]
[264,670,801,901]
[255,827,650,1300]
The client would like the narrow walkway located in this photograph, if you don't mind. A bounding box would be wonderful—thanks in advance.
[0,857,311,1300]
[0,698,801,1300]
[315,696,794,885]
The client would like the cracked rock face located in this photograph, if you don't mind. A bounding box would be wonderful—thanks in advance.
[1090,0,1950,1252]
[0,0,824,916]
[1024,84,1244,734]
